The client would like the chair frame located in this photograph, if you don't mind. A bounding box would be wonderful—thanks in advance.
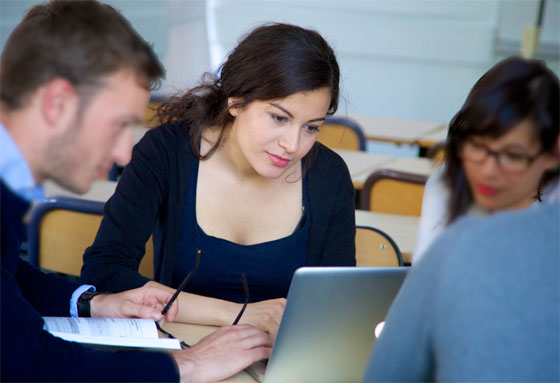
[27,196,105,269]
[359,168,428,212]
[323,116,367,151]
[356,225,404,267]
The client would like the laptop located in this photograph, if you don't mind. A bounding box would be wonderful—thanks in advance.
[248,266,408,382]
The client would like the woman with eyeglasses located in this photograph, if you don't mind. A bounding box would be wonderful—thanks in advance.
[413,56,559,262]
[80,23,355,336]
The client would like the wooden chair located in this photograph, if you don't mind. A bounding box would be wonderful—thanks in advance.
[360,169,428,216]
[426,140,446,164]
[356,226,403,267]
[318,117,367,151]
[27,197,153,278]
[142,95,166,128]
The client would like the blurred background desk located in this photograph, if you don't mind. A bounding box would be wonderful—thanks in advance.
[44,180,116,203]
[339,151,437,190]
[334,149,390,189]
[348,114,445,149]
[161,323,257,383]
[415,125,448,148]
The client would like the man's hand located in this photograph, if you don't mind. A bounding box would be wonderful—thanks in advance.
[170,325,272,383]
[238,298,286,337]
[90,285,179,323]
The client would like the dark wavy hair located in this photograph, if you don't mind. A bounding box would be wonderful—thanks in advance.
[157,23,340,162]
[444,56,559,225]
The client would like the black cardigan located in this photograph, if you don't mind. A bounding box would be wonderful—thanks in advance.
[81,123,356,293]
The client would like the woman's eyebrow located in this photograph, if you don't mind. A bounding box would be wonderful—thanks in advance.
[269,103,326,123]
[270,103,294,118]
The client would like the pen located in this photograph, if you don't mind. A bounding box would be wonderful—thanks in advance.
[159,249,201,320]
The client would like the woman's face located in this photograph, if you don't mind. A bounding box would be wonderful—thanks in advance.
[461,119,559,212]
[228,87,331,179]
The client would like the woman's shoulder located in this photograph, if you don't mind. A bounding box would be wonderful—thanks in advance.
[425,165,448,193]
[310,143,347,169]
[143,122,189,142]
[137,122,192,154]
[306,143,352,190]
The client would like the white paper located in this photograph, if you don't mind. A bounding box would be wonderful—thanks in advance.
[43,317,181,350]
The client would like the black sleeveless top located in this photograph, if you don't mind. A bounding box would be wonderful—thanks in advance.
[173,159,310,303]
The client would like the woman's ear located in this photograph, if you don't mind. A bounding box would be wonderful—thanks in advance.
[227,97,243,117]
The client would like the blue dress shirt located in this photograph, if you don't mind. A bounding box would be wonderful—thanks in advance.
[0,122,93,316]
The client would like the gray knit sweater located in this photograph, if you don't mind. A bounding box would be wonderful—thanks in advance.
[363,202,560,382]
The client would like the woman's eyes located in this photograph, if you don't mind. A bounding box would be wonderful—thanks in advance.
[304,124,320,133]
[503,152,527,162]
[469,141,485,150]
[270,113,320,133]
[271,114,289,123]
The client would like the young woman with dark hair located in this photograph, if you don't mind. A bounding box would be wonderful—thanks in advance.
[414,56,559,262]
[81,23,355,335]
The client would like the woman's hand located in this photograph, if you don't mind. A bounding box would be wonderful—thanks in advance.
[142,280,286,335]
[236,298,286,337]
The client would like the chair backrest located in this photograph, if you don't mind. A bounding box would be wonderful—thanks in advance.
[425,140,446,164]
[317,117,367,151]
[360,169,428,216]
[28,197,153,279]
[142,95,166,128]
[355,226,403,267]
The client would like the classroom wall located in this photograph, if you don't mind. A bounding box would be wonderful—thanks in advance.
[1,0,558,126]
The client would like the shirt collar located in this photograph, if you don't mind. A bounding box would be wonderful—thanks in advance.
[0,122,45,201]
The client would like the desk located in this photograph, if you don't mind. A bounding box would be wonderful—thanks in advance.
[355,210,418,264]
[379,156,438,176]
[161,323,257,382]
[350,156,438,190]
[334,149,391,189]
[415,125,448,148]
[44,180,116,202]
[348,114,445,148]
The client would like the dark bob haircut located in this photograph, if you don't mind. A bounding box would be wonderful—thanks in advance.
[157,22,340,161]
[444,56,559,224]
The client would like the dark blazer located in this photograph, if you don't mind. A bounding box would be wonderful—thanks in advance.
[0,181,179,382]
[81,123,356,292]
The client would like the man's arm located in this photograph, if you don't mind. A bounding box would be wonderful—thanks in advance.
[2,266,180,382]
[15,259,81,316]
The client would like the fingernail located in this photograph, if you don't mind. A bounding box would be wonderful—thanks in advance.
[152,312,162,321]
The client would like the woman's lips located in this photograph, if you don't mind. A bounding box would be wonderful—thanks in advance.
[476,183,500,197]
[267,152,290,167]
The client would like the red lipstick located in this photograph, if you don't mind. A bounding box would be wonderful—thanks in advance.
[476,183,499,197]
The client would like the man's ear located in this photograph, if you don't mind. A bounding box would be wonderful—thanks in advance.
[227,97,243,117]
[41,78,78,128]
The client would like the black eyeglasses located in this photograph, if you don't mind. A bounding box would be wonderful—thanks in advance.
[155,321,191,349]
[460,139,543,173]
[155,249,201,348]
[159,249,201,319]
[155,249,251,346]
[232,273,250,325]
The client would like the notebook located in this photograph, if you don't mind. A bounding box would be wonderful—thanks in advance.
[247,266,408,382]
